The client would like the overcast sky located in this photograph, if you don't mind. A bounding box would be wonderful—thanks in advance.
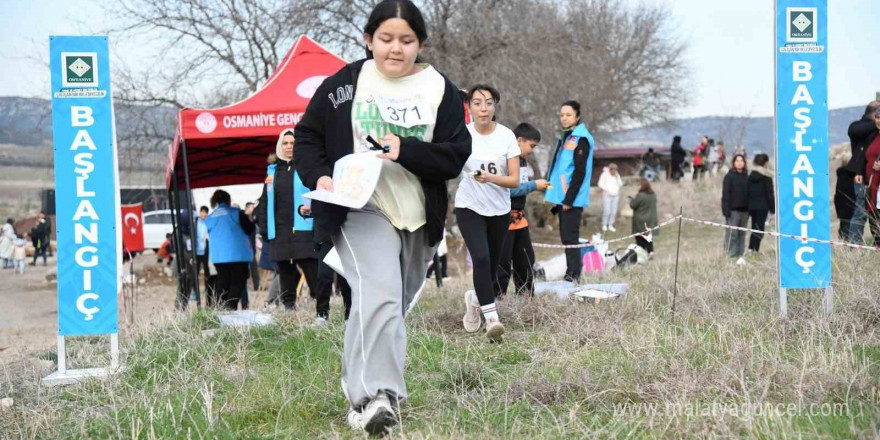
[1,0,878,118]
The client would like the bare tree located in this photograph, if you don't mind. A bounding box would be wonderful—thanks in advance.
[106,0,689,179]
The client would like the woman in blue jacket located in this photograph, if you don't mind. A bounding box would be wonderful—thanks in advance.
[544,101,594,282]
[204,189,255,310]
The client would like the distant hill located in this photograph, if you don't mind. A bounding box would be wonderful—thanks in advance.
[0,96,864,157]
[604,106,864,155]
[0,96,176,149]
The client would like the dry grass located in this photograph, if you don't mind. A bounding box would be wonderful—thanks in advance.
[1,177,879,439]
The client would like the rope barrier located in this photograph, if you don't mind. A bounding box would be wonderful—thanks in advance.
[531,215,880,252]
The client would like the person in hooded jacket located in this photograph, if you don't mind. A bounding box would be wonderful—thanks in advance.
[670,135,686,182]
[293,0,471,433]
[747,154,775,253]
[847,101,880,243]
[722,154,749,262]
[256,130,322,319]
[545,100,595,283]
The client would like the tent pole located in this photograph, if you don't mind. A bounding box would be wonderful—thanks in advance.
[169,176,187,311]
[181,139,201,309]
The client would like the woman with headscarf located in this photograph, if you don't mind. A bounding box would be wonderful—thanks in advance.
[256,129,321,314]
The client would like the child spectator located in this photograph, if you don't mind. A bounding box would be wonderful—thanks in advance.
[13,235,26,274]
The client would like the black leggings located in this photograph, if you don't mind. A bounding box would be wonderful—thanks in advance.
[456,208,509,306]
[277,259,319,310]
[496,226,535,296]
[214,262,249,310]
[748,210,769,252]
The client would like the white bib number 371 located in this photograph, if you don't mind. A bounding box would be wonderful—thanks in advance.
[375,96,434,128]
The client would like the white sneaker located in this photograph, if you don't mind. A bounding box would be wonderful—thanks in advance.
[602,225,608,232]
[462,290,482,333]
[486,318,505,343]
[608,225,617,232]
[736,257,746,265]
[362,391,397,436]
[312,316,329,329]
[347,407,365,431]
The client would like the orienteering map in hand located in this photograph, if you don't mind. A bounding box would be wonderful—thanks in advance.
[303,152,382,209]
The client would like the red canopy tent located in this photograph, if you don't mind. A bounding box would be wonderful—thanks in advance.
[165,35,347,190]
[162,36,346,308]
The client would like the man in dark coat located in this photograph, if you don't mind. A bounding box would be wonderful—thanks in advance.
[30,212,50,266]
[670,136,686,182]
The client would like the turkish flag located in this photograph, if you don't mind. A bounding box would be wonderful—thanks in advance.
[121,204,145,252]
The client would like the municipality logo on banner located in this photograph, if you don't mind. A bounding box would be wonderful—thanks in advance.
[787,7,817,43]
[62,52,98,87]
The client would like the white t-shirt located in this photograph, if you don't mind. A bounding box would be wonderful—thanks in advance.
[598,170,623,196]
[454,123,521,216]
[351,60,446,231]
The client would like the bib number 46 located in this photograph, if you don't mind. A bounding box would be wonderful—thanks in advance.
[480,162,498,174]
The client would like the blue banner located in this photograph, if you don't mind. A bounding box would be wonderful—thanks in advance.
[50,36,120,335]
[775,1,831,288]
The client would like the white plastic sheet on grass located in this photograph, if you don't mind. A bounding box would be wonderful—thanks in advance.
[534,280,626,300]
[218,310,274,327]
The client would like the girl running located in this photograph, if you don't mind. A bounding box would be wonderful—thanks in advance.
[294,0,470,434]
[456,84,521,342]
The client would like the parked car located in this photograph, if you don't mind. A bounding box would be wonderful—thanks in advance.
[143,210,175,252]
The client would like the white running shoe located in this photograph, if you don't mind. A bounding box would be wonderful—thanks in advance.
[362,391,397,436]
[608,225,617,232]
[347,407,365,431]
[312,316,329,329]
[602,225,608,232]
[736,257,746,265]
[462,290,482,333]
[486,318,505,343]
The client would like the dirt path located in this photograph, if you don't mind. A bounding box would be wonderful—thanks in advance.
[0,253,178,362]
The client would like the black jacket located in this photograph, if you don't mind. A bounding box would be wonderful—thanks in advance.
[834,165,856,221]
[747,168,775,213]
[294,59,471,247]
[846,116,879,175]
[547,128,591,206]
[256,155,317,262]
[670,140,686,165]
[31,220,48,243]
[721,170,749,217]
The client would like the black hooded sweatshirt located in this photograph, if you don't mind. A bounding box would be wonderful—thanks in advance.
[747,167,775,213]
[294,59,471,247]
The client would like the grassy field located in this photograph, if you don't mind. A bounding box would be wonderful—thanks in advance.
[2,179,879,439]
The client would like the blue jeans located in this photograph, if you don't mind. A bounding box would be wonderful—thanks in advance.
[849,182,868,244]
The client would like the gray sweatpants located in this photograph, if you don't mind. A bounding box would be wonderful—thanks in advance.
[724,210,749,258]
[332,205,437,410]
[602,193,620,227]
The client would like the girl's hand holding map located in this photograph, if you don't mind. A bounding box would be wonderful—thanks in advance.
[317,175,333,192]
